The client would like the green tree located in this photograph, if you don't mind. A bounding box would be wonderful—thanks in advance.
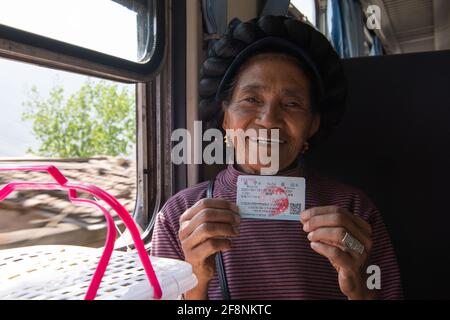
[22,80,136,158]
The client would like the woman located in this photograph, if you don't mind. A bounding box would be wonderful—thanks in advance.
[151,15,403,299]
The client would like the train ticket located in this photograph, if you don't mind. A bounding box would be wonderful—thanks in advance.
[236,175,306,221]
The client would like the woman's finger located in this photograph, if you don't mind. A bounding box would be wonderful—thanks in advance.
[310,241,355,270]
[179,208,240,240]
[180,198,239,223]
[308,227,348,246]
[300,205,342,223]
[304,213,372,252]
[301,206,372,236]
[189,238,232,261]
[182,222,239,251]
[308,228,369,268]
[307,226,372,254]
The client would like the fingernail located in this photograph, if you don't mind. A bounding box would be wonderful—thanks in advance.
[310,242,318,249]
[303,222,309,232]
[233,226,239,234]
[234,214,241,224]
[307,232,314,241]
[232,203,239,213]
[300,210,310,222]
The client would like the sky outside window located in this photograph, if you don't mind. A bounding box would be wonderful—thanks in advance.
[0,0,139,61]
[291,0,317,26]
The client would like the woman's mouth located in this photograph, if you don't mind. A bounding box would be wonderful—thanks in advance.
[248,137,286,145]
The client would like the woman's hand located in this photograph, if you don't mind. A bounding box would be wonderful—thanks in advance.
[179,198,240,299]
[300,206,375,300]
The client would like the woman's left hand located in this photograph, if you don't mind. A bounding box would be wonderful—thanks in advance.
[300,205,376,300]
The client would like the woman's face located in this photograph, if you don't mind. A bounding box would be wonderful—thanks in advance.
[222,53,320,174]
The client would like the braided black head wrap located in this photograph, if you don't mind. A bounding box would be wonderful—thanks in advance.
[198,15,347,147]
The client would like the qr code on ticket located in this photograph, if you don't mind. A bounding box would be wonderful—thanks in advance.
[289,203,303,215]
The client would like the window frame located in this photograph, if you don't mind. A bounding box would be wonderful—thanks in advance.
[139,0,187,245]
[0,0,166,83]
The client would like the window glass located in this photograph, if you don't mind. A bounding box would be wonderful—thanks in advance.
[0,0,154,63]
[290,0,317,27]
[0,58,137,249]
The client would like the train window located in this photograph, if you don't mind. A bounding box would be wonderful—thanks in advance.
[0,57,138,250]
[0,0,150,63]
[0,0,166,82]
[290,0,317,27]
[0,0,170,251]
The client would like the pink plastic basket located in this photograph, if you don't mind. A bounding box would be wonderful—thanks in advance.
[0,165,164,300]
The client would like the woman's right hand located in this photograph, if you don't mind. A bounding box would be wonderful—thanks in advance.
[179,198,240,299]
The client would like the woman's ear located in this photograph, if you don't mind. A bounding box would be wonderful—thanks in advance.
[308,113,321,138]
[222,101,229,131]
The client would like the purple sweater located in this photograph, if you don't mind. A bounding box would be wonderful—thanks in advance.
[151,164,403,299]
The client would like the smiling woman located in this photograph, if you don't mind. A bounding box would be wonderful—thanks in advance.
[151,15,403,300]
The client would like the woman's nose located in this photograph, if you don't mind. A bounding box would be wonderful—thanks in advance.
[254,101,284,129]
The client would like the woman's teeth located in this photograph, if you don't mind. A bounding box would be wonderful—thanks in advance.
[249,137,286,145]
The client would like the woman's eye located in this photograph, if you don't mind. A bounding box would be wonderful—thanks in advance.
[285,101,300,108]
[242,97,260,104]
